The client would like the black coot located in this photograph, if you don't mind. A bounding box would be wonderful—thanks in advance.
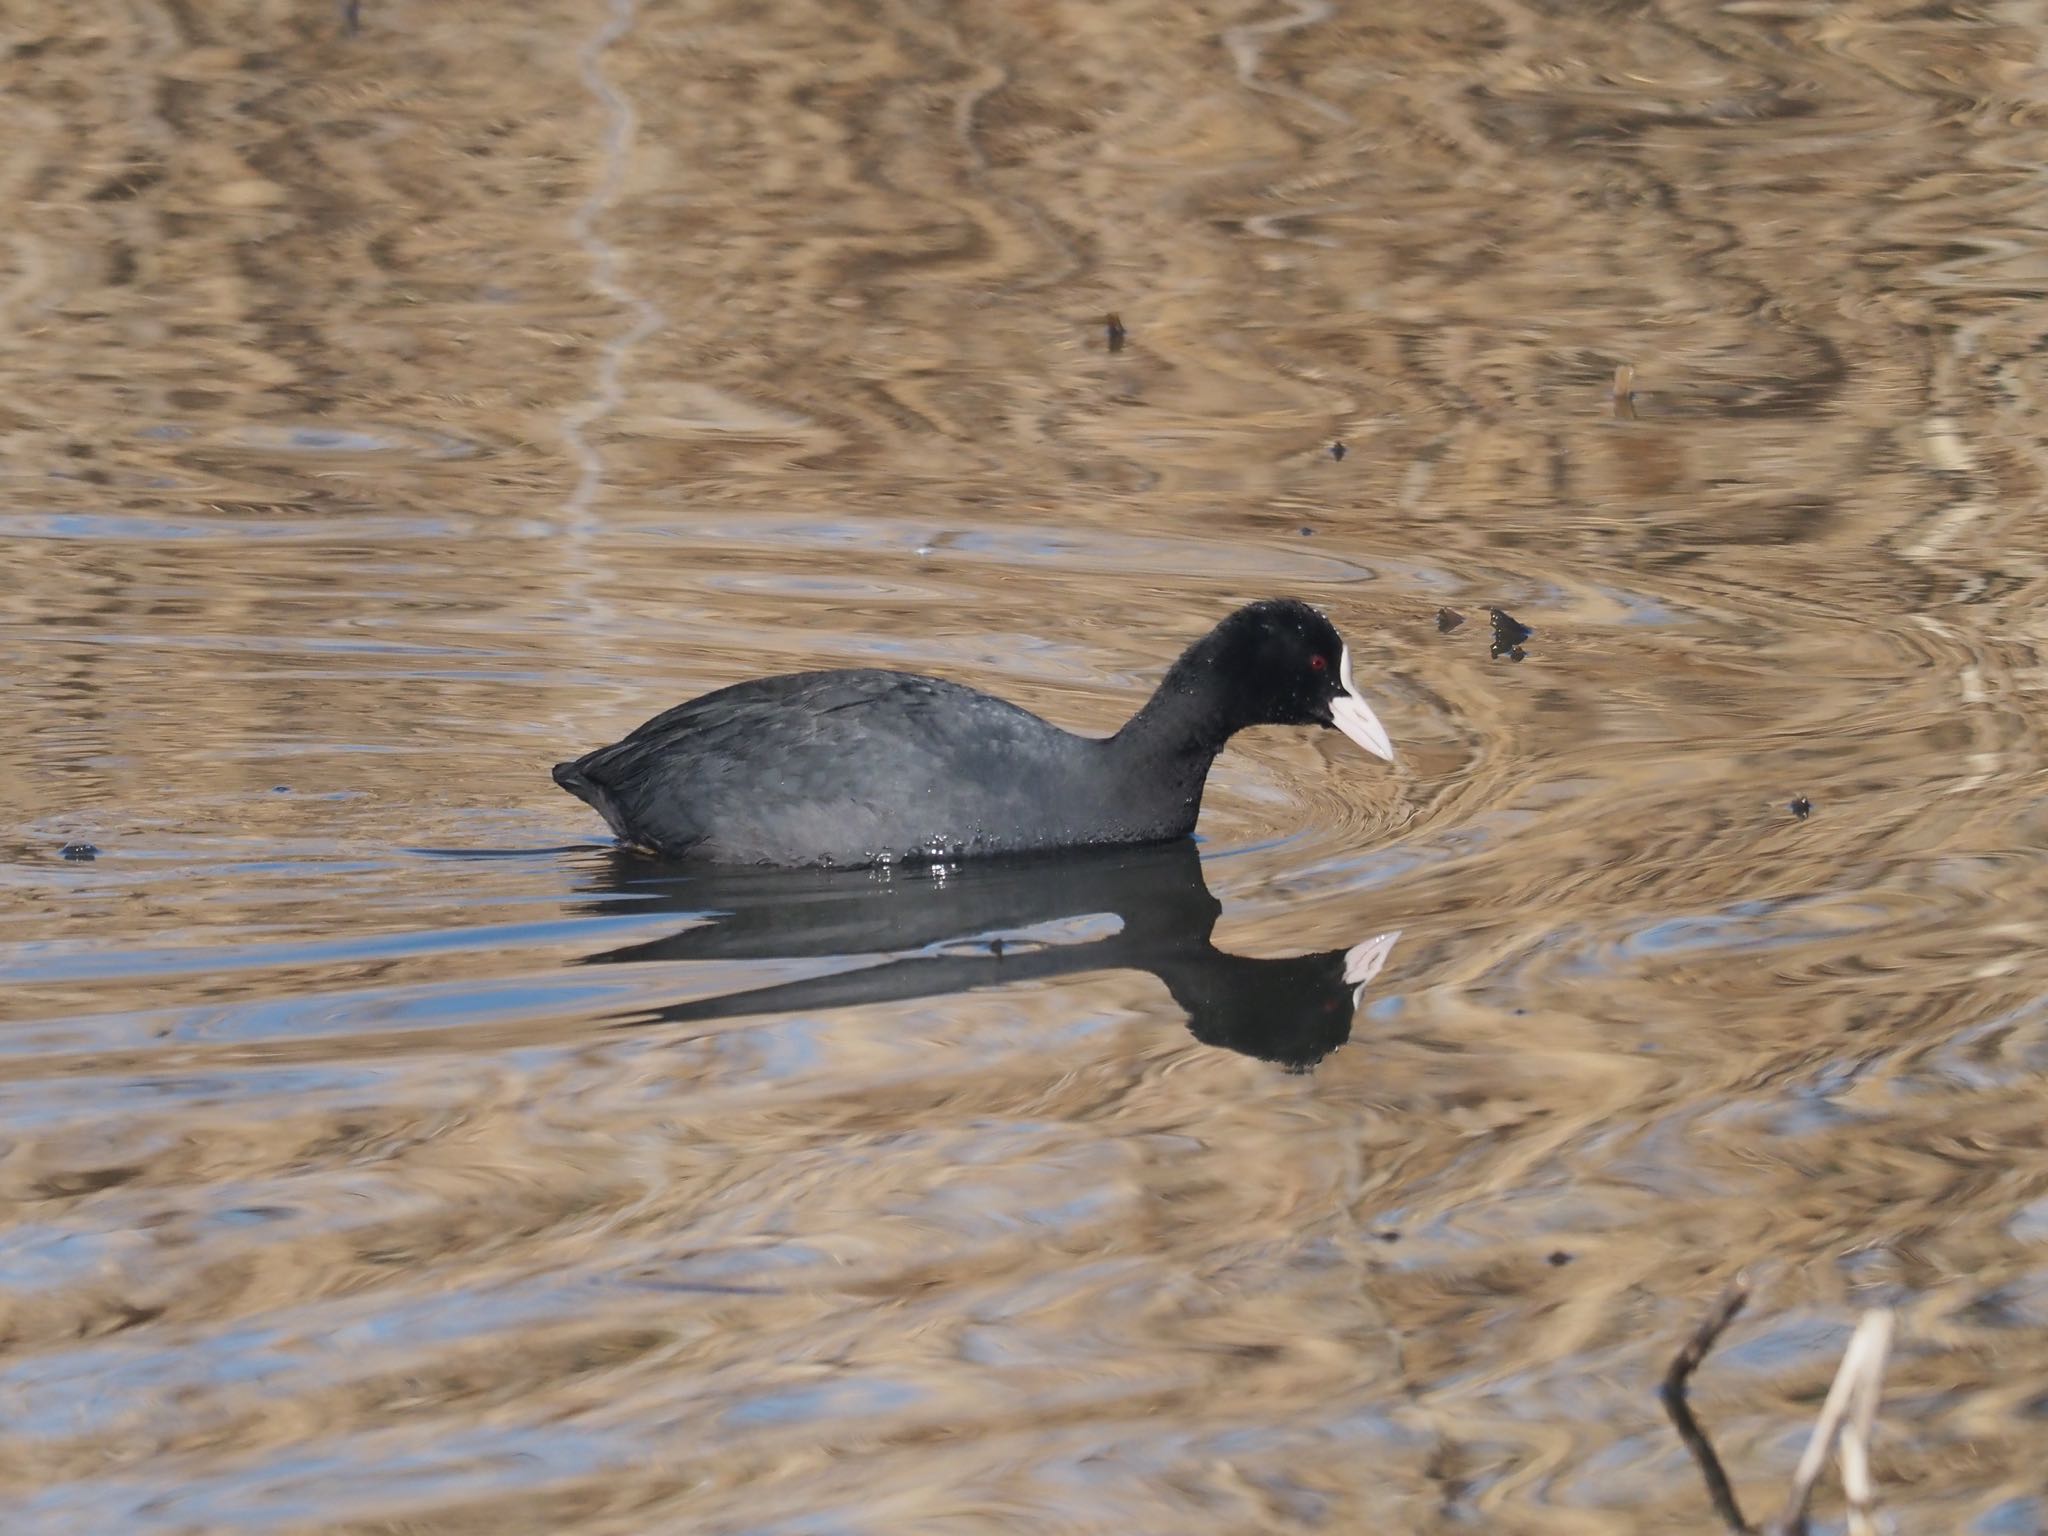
[553,597,1394,866]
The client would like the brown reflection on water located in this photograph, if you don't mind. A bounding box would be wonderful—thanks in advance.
[5,0,2048,1530]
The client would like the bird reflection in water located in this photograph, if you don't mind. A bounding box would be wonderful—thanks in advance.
[574,840,1400,1072]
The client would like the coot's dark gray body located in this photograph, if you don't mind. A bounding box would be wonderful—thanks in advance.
[553,599,1392,867]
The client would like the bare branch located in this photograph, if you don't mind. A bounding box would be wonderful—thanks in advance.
[1661,1276,1755,1535]
[1769,1309,1895,1536]
[1840,1310,1894,1536]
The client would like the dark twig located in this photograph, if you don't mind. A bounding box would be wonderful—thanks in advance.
[1661,1276,1755,1535]
[1662,1280,1897,1536]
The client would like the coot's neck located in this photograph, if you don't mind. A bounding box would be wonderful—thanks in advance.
[1106,629,1246,804]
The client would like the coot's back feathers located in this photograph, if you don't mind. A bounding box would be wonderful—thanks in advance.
[557,670,1115,865]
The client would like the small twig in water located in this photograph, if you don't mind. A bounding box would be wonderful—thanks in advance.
[1769,1308,1895,1536]
[1661,1277,1755,1535]
[1839,1311,1892,1536]
[1663,1285,1898,1536]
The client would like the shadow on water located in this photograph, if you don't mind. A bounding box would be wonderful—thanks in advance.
[572,840,1401,1072]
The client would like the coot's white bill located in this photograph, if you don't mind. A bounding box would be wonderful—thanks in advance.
[1343,930,1402,1007]
[1332,646,1394,761]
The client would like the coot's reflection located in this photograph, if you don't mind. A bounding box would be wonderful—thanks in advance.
[575,840,1399,1071]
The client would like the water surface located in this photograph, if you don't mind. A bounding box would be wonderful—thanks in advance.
[5,0,2048,1531]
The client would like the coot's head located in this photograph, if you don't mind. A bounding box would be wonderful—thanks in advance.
[1204,599,1394,760]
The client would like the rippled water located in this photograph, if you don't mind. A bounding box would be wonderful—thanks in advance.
[6,1,2048,1531]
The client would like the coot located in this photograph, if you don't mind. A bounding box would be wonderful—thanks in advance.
[554,598,1393,866]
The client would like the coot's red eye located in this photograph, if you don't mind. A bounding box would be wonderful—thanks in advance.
[1309,654,1327,672]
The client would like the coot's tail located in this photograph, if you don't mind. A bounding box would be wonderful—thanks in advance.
[551,756,596,801]
[553,757,631,841]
